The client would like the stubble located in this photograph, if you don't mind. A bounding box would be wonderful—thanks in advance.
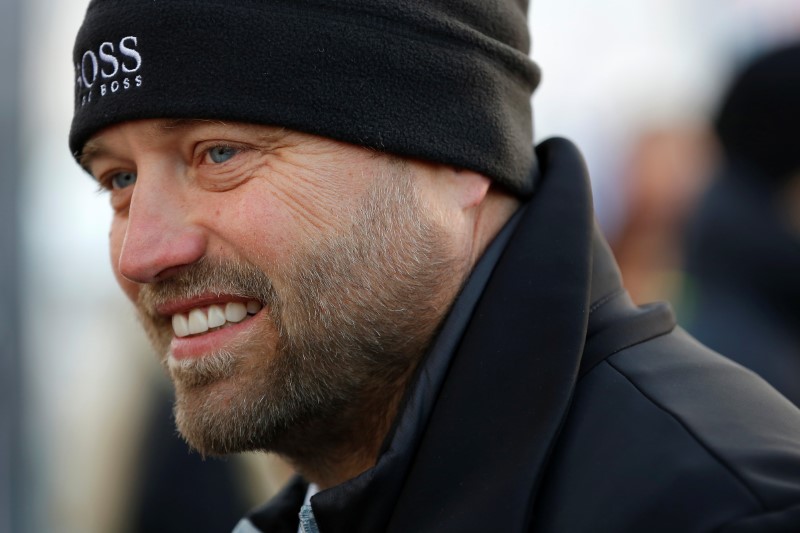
[134,167,468,465]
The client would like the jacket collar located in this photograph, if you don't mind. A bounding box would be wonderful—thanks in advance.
[312,137,599,532]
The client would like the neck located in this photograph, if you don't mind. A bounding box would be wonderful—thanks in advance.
[281,365,416,489]
[469,188,521,265]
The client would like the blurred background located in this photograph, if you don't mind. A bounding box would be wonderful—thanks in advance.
[1,0,799,531]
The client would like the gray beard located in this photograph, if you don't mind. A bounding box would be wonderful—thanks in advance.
[134,168,467,461]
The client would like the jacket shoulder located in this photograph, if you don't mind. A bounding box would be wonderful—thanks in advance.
[534,328,800,533]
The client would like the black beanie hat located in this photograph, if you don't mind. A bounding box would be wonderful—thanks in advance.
[715,41,800,186]
[70,0,541,196]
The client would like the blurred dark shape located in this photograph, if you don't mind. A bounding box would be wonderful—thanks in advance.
[682,41,800,406]
[715,43,800,188]
[129,385,253,533]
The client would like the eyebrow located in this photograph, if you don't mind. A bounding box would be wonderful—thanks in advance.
[78,119,290,171]
[77,119,208,170]
[79,139,109,173]
[160,118,230,130]
[161,118,288,145]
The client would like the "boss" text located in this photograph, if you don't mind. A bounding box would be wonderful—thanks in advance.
[76,36,143,106]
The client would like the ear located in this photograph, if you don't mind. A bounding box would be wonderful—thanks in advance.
[408,160,492,213]
[451,168,492,210]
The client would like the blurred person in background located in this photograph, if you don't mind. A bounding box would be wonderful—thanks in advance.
[682,41,800,406]
[611,124,715,306]
[68,1,800,531]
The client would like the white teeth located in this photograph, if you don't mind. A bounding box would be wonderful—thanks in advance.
[208,305,226,328]
[172,314,190,338]
[188,308,209,335]
[171,300,262,338]
[225,302,247,323]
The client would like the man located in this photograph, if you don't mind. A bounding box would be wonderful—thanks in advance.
[683,41,800,407]
[70,1,800,531]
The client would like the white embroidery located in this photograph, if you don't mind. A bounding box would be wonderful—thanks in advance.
[119,36,142,73]
[76,35,143,107]
[99,42,119,78]
[80,50,98,88]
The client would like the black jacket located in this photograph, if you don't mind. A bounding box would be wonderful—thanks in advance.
[240,139,800,532]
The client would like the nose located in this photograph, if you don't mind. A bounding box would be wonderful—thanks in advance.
[117,167,206,284]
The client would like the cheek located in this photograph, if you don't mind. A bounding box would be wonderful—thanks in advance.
[216,190,317,265]
[109,217,140,302]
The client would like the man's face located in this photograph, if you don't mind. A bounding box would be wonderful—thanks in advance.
[83,119,469,457]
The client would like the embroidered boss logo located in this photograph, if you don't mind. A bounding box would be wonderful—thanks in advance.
[76,36,143,106]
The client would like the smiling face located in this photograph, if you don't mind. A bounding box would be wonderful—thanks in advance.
[83,119,472,461]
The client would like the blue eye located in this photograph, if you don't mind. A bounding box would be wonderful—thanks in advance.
[110,171,137,190]
[208,146,238,164]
